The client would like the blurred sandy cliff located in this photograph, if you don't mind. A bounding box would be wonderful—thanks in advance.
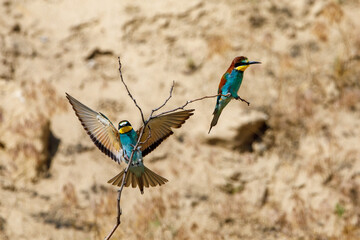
[0,0,360,239]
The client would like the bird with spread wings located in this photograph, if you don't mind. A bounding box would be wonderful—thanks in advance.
[66,93,194,194]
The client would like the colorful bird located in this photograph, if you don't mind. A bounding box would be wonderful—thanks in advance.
[208,56,261,133]
[66,93,194,194]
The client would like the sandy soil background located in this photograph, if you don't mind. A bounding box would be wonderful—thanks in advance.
[1,0,360,239]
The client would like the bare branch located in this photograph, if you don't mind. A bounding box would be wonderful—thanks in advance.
[151,81,174,114]
[153,91,250,118]
[118,57,145,123]
[105,60,173,240]
[139,125,151,145]
[154,92,249,118]
[105,59,151,240]
[235,96,250,106]
[104,120,147,240]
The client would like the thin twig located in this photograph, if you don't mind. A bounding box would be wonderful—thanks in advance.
[118,57,145,123]
[154,92,249,118]
[139,126,151,145]
[105,61,175,240]
[235,96,250,106]
[104,128,146,240]
[151,81,174,114]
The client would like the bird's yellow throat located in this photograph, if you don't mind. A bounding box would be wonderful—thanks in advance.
[235,65,249,71]
[119,126,133,134]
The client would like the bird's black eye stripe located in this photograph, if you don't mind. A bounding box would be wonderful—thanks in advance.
[234,62,248,67]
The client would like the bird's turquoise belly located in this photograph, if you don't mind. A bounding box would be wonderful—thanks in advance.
[222,70,243,97]
[120,131,143,165]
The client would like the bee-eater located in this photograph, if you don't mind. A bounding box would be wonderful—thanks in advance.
[66,93,194,194]
[208,56,261,133]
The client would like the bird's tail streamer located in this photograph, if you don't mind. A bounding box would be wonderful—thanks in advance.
[208,108,222,133]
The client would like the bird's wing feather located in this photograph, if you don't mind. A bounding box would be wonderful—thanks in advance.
[66,93,123,163]
[218,74,227,94]
[137,109,194,157]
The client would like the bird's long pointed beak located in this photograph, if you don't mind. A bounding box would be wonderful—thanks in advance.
[247,61,261,65]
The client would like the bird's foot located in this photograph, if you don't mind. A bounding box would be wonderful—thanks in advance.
[235,96,250,106]
[220,93,231,101]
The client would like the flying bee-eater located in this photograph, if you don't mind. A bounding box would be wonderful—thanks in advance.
[66,93,194,194]
[208,56,261,133]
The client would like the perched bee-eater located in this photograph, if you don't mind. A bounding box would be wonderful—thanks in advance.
[208,56,261,133]
[66,93,194,194]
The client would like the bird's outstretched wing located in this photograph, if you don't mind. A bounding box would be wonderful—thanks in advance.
[66,93,123,163]
[137,109,194,157]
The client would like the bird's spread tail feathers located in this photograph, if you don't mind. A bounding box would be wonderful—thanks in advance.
[107,166,168,194]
